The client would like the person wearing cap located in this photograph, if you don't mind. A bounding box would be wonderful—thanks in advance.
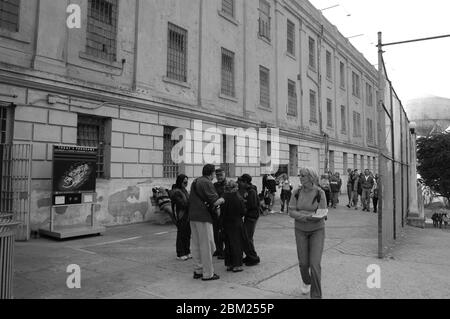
[213,168,226,259]
[238,174,261,266]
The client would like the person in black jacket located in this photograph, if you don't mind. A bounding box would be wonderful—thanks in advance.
[238,174,261,266]
[221,180,247,272]
[171,174,191,261]
[213,168,227,259]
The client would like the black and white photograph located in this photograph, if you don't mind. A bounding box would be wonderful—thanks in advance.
[0,0,449,304]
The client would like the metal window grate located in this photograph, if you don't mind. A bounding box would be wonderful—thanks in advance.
[0,106,7,144]
[308,37,315,69]
[86,0,118,62]
[258,0,270,40]
[0,0,20,32]
[340,62,345,88]
[309,90,317,122]
[221,48,235,97]
[259,66,270,108]
[77,115,106,178]
[167,23,187,82]
[352,72,360,97]
[327,99,332,127]
[367,118,374,143]
[287,20,295,55]
[326,51,332,78]
[366,83,373,106]
[163,126,179,179]
[341,105,346,132]
[222,0,234,17]
[353,111,361,137]
[287,80,297,117]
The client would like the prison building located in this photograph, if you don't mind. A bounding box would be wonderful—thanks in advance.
[0,0,379,233]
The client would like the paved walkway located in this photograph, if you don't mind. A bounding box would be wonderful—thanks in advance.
[13,195,450,299]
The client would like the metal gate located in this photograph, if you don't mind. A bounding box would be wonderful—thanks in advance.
[0,144,32,241]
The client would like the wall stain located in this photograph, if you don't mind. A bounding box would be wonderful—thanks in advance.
[108,186,149,220]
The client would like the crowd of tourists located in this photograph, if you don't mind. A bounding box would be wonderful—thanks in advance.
[164,164,378,299]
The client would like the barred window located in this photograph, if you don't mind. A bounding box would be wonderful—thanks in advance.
[287,19,295,55]
[366,83,373,106]
[0,0,20,32]
[352,71,360,98]
[163,126,179,179]
[340,61,345,88]
[367,118,374,143]
[343,153,348,173]
[326,51,332,79]
[287,80,297,117]
[77,115,107,178]
[259,66,270,108]
[86,0,118,62]
[222,0,234,17]
[221,48,235,97]
[258,0,270,41]
[167,23,187,82]
[308,37,316,69]
[341,105,346,133]
[326,99,332,127]
[309,90,317,122]
[353,111,361,137]
[0,105,9,144]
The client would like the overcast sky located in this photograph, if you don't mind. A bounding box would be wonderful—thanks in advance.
[308,0,450,105]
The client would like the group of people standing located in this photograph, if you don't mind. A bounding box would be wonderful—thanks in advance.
[169,165,261,281]
[169,164,329,299]
[346,169,379,213]
[318,172,343,209]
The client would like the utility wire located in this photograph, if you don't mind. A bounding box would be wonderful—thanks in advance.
[380,34,450,47]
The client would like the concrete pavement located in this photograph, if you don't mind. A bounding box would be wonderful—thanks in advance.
[13,195,450,299]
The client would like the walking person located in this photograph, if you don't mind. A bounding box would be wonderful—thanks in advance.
[221,180,246,273]
[265,174,277,214]
[189,164,225,281]
[279,173,293,214]
[351,170,360,209]
[238,174,261,266]
[171,174,191,261]
[213,168,227,259]
[346,168,353,208]
[372,174,379,213]
[361,169,375,212]
[320,173,331,208]
[289,168,327,299]
[329,173,342,209]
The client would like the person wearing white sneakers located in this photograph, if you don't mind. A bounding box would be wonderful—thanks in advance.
[289,167,327,299]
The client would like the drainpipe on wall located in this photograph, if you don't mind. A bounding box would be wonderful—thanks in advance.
[317,24,327,173]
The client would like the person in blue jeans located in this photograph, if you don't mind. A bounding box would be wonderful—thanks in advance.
[289,167,327,299]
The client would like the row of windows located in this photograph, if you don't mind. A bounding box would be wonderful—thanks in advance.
[0,0,376,109]
[342,153,377,174]
[75,113,375,180]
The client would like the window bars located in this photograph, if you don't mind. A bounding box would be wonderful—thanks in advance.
[258,0,270,40]
[287,20,295,55]
[86,0,118,62]
[163,126,179,179]
[287,80,297,117]
[222,0,234,17]
[259,66,270,108]
[221,48,235,97]
[77,115,106,178]
[0,0,20,32]
[167,23,187,82]
[310,90,317,122]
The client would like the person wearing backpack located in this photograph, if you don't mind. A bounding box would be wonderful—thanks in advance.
[289,167,327,299]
